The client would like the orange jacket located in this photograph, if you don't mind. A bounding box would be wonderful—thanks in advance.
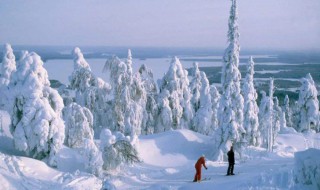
[195,156,207,170]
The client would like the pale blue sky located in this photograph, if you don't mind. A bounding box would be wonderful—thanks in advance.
[0,0,319,50]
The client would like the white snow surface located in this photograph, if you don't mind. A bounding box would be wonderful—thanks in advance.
[1,108,320,189]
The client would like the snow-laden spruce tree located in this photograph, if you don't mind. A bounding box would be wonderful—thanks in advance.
[127,72,147,136]
[192,72,213,135]
[0,43,16,86]
[0,43,16,109]
[73,47,90,70]
[19,50,29,64]
[82,138,103,176]
[280,111,287,131]
[258,79,277,152]
[69,47,111,136]
[138,64,158,135]
[272,97,281,142]
[126,49,133,82]
[259,91,269,148]
[126,50,148,136]
[242,56,260,146]
[10,52,65,166]
[100,129,139,170]
[297,73,319,132]
[214,0,245,160]
[291,100,301,130]
[283,95,293,128]
[279,109,297,134]
[103,56,129,134]
[266,78,275,151]
[63,103,94,148]
[63,103,103,175]
[210,85,220,132]
[155,90,173,133]
[158,57,193,129]
[103,50,146,138]
[190,62,202,113]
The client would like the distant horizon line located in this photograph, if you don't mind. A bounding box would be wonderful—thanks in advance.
[1,44,320,54]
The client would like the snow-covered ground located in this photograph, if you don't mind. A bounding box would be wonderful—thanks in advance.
[107,130,320,190]
[1,108,319,190]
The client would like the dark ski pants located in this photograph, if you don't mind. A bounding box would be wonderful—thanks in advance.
[227,163,234,175]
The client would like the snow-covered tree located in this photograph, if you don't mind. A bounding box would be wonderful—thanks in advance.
[63,103,94,148]
[82,138,103,176]
[258,78,278,152]
[259,91,269,147]
[291,100,301,130]
[181,86,194,129]
[266,78,275,151]
[100,129,139,170]
[214,0,245,160]
[104,55,129,133]
[72,47,90,70]
[63,104,102,173]
[0,43,16,86]
[190,62,202,113]
[103,50,146,138]
[69,48,95,100]
[192,72,213,135]
[126,49,133,82]
[138,64,157,95]
[155,90,173,133]
[210,85,220,132]
[18,50,29,63]
[10,52,65,166]
[158,57,193,130]
[63,102,102,175]
[297,73,319,132]
[242,56,260,146]
[0,43,16,109]
[280,111,287,133]
[283,95,293,128]
[69,47,111,136]
[138,64,158,135]
[126,72,146,136]
[280,110,297,134]
[272,97,281,142]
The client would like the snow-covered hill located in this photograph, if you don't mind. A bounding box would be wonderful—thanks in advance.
[105,129,320,190]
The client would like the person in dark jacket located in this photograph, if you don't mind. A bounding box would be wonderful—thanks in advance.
[193,155,208,182]
[227,146,235,175]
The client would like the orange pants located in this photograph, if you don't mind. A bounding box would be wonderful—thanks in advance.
[194,167,202,181]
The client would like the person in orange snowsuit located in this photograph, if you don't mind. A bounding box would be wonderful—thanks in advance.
[193,155,207,182]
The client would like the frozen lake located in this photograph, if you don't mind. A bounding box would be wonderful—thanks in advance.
[43,54,295,85]
[44,57,222,85]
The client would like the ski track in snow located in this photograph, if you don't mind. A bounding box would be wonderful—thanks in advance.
[112,156,296,190]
